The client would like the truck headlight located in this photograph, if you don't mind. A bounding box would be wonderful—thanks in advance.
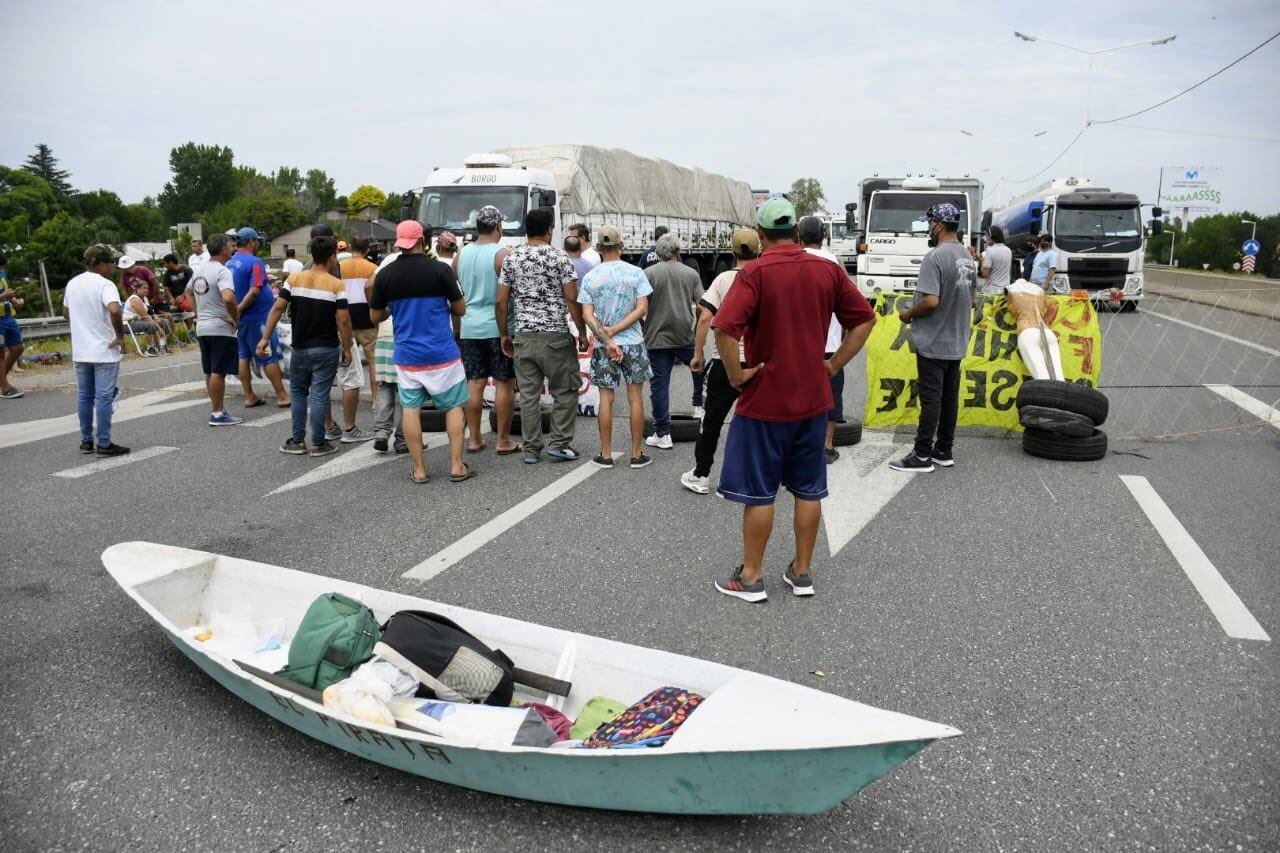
[1051,274,1069,294]
[1126,275,1142,294]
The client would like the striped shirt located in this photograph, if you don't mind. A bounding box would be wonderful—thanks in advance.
[282,268,348,349]
[338,256,377,330]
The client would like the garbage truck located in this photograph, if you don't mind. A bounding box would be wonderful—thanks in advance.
[401,145,756,283]
[847,175,984,297]
[987,178,1155,309]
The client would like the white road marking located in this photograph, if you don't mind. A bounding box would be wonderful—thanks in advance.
[266,422,489,497]
[53,445,178,478]
[245,410,294,428]
[1142,308,1280,358]
[1204,384,1280,428]
[0,388,208,450]
[403,460,601,582]
[1120,475,1270,642]
[822,432,912,557]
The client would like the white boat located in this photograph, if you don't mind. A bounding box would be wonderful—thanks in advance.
[103,542,960,815]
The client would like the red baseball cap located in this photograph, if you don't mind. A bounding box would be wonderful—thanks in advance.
[395,220,424,250]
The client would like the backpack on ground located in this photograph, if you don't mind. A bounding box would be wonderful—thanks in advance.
[278,593,381,691]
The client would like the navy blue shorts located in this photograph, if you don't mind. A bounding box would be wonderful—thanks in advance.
[717,413,829,506]
[825,352,845,422]
[0,315,22,348]
[199,335,238,376]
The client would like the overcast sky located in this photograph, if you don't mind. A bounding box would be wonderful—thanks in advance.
[5,0,1278,219]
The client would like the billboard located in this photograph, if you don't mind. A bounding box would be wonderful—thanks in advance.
[1158,167,1222,212]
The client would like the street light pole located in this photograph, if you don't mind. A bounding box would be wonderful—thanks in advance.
[1242,219,1257,242]
[1013,32,1176,179]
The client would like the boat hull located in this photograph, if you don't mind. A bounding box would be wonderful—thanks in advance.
[165,627,931,815]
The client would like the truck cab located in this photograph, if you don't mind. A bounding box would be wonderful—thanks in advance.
[854,176,976,297]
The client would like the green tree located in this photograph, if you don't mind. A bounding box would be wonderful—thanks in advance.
[382,191,405,221]
[158,143,237,224]
[0,166,61,246]
[273,166,303,196]
[204,195,309,244]
[21,143,75,198]
[25,212,98,287]
[72,189,126,222]
[347,184,388,216]
[788,178,826,218]
[296,168,337,216]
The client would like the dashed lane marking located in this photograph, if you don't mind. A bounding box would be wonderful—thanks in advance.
[1204,384,1280,429]
[52,446,179,478]
[1142,308,1280,358]
[822,432,912,558]
[0,387,208,451]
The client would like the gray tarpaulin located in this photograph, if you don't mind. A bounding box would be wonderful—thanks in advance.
[498,145,755,225]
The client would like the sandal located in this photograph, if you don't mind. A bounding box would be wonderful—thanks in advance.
[496,444,523,456]
[276,400,292,409]
[244,399,265,409]
[466,443,487,454]
[449,463,477,484]
[410,472,430,484]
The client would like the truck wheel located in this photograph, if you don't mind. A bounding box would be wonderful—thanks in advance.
[1120,300,1139,313]
[1022,427,1108,462]
[1016,380,1109,426]
[643,414,701,442]
[1018,405,1095,437]
[831,419,863,447]
[420,408,448,432]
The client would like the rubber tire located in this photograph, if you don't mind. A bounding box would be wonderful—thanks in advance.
[420,408,448,432]
[1022,427,1108,462]
[831,419,863,447]
[493,407,552,434]
[643,414,701,442]
[1120,300,1139,313]
[1016,379,1109,426]
[1018,405,1095,438]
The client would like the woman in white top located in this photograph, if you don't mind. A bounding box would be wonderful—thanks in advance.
[123,282,168,355]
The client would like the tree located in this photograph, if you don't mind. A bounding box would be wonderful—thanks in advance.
[273,166,303,196]
[347,185,388,216]
[788,178,826,218]
[25,212,98,287]
[297,168,337,216]
[21,144,75,198]
[0,166,61,233]
[158,143,237,224]
[382,192,405,221]
[72,189,126,223]
[204,195,309,244]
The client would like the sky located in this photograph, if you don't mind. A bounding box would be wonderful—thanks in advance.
[5,0,1279,220]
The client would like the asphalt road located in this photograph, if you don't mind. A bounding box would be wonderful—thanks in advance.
[1,294,1277,851]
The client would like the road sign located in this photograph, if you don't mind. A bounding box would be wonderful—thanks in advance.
[1243,239,1261,256]
[1242,255,1256,273]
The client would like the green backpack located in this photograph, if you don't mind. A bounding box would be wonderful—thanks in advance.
[278,593,381,691]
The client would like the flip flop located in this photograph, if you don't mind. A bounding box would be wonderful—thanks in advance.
[244,399,265,409]
[449,463,477,484]
[276,400,292,409]
[466,444,487,454]
[410,472,430,484]
[496,444,523,456]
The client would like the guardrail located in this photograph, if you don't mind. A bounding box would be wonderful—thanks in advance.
[16,316,69,341]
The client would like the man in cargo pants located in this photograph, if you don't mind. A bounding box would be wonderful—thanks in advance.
[497,208,589,464]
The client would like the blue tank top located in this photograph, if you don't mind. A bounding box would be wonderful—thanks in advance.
[457,243,504,339]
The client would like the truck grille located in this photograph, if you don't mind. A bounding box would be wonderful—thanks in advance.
[1065,257,1127,290]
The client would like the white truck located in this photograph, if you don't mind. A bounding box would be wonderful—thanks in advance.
[822,214,859,273]
[987,178,1153,310]
[402,145,756,282]
[846,176,984,297]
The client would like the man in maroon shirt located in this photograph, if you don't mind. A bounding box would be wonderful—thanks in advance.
[710,198,876,602]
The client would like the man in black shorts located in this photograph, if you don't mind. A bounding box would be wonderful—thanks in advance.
[187,234,243,426]
[162,253,195,339]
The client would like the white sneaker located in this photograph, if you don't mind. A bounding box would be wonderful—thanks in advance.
[645,433,674,450]
[692,405,705,421]
[680,469,710,495]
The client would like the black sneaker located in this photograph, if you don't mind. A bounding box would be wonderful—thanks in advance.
[373,437,389,453]
[931,449,955,467]
[824,448,840,465]
[629,454,652,469]
[783,560,815,597]
[79,440,95,454]
[310,440,339,457]
[95,443,130,457]
[888,452,934,473]
[394,441,409,455]
[591,455,614,468]
[279,437,307,455]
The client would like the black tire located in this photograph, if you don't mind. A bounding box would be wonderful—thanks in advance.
[420,408,448,432]
[1022,427,1108,462]
[831,419,863,447]
[1120,300,1139,313]
[643,414,701,442]
[1018,405,1095,438]
[1016,379,1109,426]
[493,407,552,434]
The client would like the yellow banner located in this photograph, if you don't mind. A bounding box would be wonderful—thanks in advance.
[863,292,1103,430]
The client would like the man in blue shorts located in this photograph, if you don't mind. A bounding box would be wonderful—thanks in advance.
[578,226,653,469]
[710,198,877,603]
[0,253,25,399]
[227,227,290,409]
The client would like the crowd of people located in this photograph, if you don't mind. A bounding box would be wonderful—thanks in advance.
[54,194,1016,600]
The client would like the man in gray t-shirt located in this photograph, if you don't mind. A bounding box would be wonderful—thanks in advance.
[186,234,243,424]
[642,233,705,446]
[890,203,976,473]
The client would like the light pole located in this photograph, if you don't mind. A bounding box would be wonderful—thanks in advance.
[1168,226,1177,266]
[1241,218,1257,242]
[1013,31,1176,178]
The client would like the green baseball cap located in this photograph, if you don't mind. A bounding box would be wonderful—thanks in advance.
[756,197,797,230]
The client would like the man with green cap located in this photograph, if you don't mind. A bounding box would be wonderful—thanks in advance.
[709,198,876,602]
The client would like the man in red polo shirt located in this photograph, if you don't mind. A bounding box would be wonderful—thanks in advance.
[710,198,877,602]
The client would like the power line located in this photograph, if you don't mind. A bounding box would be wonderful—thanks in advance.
[1006,127,1086,184]
[1101,122,1280,143]
[1093,30,1280,124]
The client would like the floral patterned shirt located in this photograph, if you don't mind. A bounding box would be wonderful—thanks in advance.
[500,243,578,334]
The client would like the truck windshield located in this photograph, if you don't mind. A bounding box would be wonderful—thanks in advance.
[1054,206,1141,253]
[830,222,850,240]
[868,193,968,235]
[418,187,527,235]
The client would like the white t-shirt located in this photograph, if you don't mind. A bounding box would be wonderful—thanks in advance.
[581,247,602,267]
[282,258,304,279]
[981,243,1013,293]
[65,271,123,363]
[188,250,210,272]
[701,269,747,364]
[123,293,149,321]
[804,247,846,352]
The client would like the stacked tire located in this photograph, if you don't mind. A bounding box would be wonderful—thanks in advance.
[1016,380,1110,462]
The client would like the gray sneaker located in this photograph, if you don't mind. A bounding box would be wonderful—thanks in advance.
[341,426,376,444]
[783,561,815,597]
[310,440,340,457]
[714,566,768,603]
[324,423,342,442]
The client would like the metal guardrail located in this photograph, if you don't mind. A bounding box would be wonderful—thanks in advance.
[16,316,70,341]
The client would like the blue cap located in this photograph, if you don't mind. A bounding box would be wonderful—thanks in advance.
[236,226,262,242]
[924,203,960,225]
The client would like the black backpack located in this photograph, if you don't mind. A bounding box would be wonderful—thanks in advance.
[375,611,519,706]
